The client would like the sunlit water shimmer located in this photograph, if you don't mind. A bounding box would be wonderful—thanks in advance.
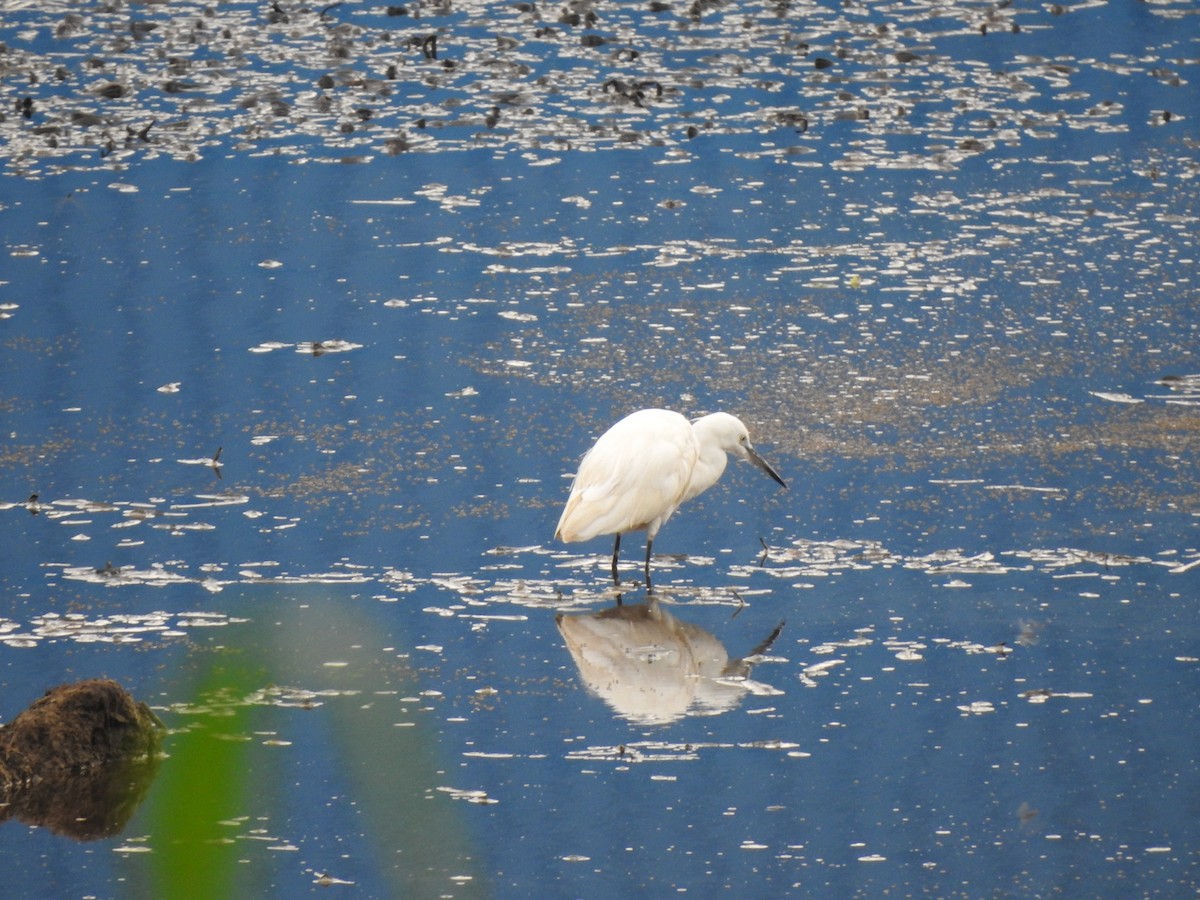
[1,0,1198,896]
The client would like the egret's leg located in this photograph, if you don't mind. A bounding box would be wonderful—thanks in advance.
[611,534,621,585]
[644,539,654,590]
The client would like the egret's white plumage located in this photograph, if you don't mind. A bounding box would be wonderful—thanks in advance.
[555,409,786,585]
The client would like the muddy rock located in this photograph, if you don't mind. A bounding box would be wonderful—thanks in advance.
[0,679,164,839]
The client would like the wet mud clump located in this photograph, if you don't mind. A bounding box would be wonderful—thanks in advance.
[0,679,163,839]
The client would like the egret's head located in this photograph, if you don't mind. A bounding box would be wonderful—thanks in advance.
[695,413,787,489]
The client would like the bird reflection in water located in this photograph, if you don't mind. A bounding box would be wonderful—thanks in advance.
[556,595,783,726]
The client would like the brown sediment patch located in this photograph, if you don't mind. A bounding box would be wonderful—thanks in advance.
[0,679,163,840]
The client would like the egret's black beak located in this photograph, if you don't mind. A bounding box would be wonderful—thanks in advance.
[747,444,787,489]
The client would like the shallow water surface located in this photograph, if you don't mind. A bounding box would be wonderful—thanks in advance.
[1,0,1198,896]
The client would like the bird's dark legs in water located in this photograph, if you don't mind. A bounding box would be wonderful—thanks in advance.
[611,534,655,592]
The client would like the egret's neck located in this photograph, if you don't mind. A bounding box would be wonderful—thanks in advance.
[683,417,730,501]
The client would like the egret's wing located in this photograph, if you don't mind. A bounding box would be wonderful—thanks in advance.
[556,414,696,542]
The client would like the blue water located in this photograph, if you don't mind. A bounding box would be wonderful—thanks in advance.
[2,0,1199,896]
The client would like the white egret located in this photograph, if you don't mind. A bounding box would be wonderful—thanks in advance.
[554,409,787,586]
